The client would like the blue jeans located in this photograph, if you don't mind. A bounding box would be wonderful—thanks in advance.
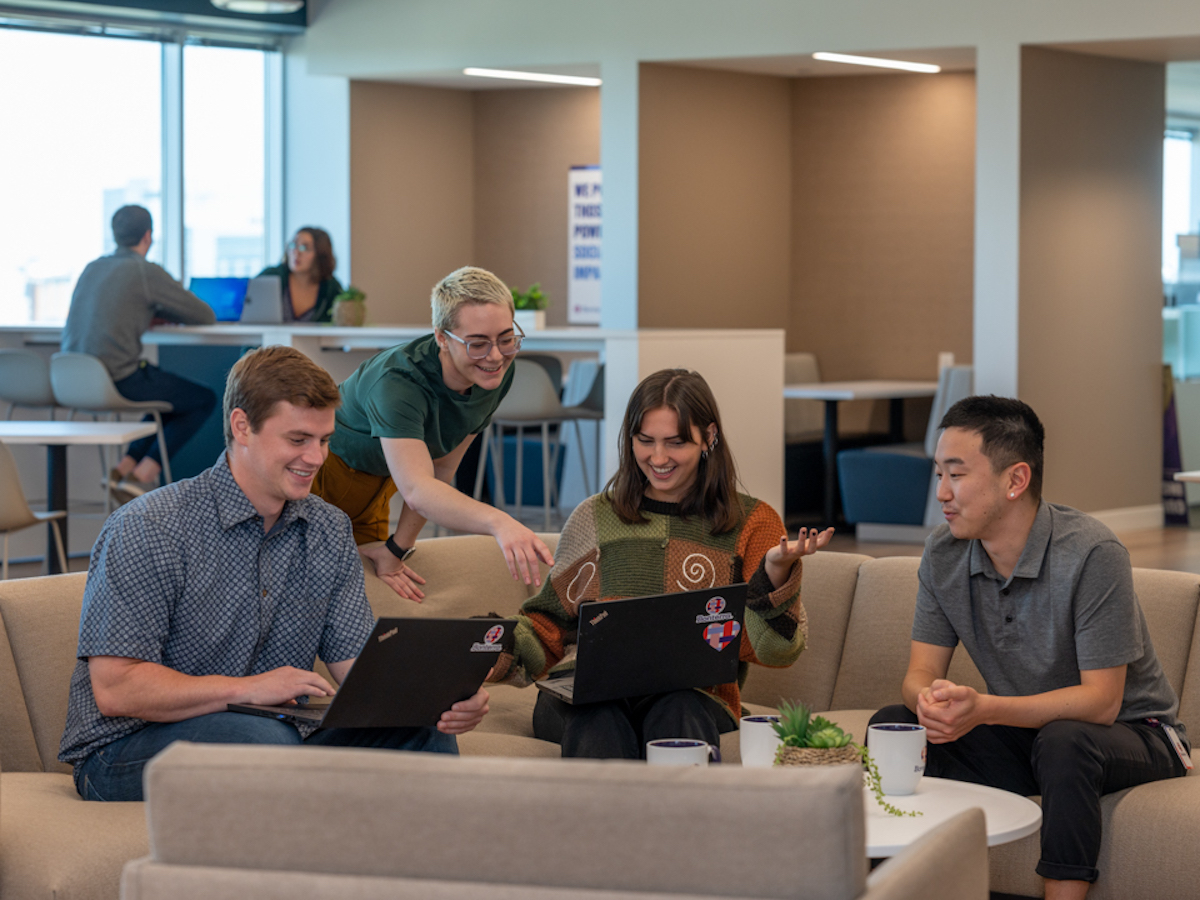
[74,712,457,801]
[112,362,217,468]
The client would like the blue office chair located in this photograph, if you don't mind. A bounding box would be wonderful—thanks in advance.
[837,365,973,537]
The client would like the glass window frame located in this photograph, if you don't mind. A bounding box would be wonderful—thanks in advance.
[0,18,283,317]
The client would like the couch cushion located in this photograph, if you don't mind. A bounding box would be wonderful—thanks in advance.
[0,601,42,773]
[987,766,1199,899]
[0,573,87,774]
[0,772,147,900]
[361,533,560,620]
[741,550,868,712]
[1130,567,1199,705]
[143,742,867,899]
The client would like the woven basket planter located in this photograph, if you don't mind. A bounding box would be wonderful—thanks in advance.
[774,745,862,767]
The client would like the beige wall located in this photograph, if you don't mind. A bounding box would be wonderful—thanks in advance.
[790,73,975,383]
[1019,48,1164,511]
[638,64,794,330]
[350,81,474,324]
[474,88,600,327]
[350,82,599,326]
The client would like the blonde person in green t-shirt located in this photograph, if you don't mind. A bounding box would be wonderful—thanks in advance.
[312,267,555,599]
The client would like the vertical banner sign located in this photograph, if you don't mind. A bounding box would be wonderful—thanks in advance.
[568,166,602,325]
[1163,364,1189,526]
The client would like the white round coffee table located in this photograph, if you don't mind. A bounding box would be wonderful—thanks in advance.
[866,776,1042,857]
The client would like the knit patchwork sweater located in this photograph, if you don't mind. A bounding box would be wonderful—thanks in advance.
[492,492,808,719]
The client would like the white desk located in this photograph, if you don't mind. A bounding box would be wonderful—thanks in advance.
[865,776,1042,858]
[0,421,157,573]
[783,380,939,523]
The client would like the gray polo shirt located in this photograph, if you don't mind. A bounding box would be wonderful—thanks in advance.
[62,248,215,381]
[913,502,1185,737]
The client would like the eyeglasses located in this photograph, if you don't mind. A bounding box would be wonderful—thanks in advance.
[286,241,313,253]
[443,322,525,359]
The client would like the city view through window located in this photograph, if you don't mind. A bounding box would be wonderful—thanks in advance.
[0,29,269,324]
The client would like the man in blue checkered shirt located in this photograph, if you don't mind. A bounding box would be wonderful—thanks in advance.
[59,346,490,801]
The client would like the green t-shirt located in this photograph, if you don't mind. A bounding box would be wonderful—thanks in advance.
[330,333,515,477]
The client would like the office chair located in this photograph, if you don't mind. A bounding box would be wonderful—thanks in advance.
[0,440,67,579]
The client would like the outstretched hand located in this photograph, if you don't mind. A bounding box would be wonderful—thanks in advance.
[361,542,428,602]
[764,526,835,589]
[492,518,555,586]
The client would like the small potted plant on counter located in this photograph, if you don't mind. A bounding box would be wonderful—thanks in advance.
[332,285,367,327]
[511,282,548,331]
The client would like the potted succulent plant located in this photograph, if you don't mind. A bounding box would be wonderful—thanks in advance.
[332,285,367,327]
[772,700,918,818]
[511,282,548,331]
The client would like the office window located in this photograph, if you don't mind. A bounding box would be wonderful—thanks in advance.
[183,45,267,278]
[0,29,162,322]
[1163,131,1194,285]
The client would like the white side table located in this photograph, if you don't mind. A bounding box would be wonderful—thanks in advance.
[866,776,1042,857]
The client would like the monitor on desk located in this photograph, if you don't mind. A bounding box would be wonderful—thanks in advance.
[188,277,248,322]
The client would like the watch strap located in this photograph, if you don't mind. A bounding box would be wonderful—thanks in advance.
[385,535,414,561]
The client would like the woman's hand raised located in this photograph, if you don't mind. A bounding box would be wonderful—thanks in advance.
[764,526,835,589]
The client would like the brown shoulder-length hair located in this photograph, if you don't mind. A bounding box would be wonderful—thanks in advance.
[287,226,337,283]
[605,369,742,532]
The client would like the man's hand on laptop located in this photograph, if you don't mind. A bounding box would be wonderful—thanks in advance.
[436,686,490,734]
[243,667,337,707]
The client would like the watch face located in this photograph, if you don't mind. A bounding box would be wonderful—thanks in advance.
[401,547,416,562]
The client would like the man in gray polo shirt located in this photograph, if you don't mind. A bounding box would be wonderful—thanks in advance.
[870,396,1190,900]
[63,204,217,500]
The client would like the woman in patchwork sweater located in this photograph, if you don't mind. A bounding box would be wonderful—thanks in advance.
[490,368,833,758]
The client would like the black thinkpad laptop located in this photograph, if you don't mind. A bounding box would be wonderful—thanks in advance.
[229,618,514,729]
[535,583,747,706]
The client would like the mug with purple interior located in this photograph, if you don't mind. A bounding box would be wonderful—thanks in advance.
[739,715,782,768]
[646,739,721,766]
[866,723,927,795]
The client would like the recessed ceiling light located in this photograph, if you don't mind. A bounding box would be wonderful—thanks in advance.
[812,52,940,74]
[211,0,304,13]
[463,67,602,87]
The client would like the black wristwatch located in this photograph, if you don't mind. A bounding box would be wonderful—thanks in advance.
[385,535,416,562]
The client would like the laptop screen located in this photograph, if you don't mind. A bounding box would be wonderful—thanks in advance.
[188,277,249,322]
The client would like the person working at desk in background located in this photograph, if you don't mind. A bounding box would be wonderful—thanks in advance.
[313,266,554,599]
[62,204,217,503]
[254,226,344,323]
[488,369,833,758]
[58,346,490,802]
[869,395,1191,900]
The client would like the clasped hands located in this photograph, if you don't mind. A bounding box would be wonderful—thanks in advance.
[916,678,988,744]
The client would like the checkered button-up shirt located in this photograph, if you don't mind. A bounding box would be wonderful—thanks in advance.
[59,453,373,765]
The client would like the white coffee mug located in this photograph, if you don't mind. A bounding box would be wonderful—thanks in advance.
[646,739,720,766]
[867,723,927,795]
[739,715,782,768]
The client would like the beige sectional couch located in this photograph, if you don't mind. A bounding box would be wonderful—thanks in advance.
[0,535,1195,899]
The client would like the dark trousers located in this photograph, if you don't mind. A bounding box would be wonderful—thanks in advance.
[113,362,217,469]
[533,689,735,759]
[870,704,1187,882]
[74,711,456,802]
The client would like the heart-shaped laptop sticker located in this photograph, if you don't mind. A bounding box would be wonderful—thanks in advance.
[704,620,741,651]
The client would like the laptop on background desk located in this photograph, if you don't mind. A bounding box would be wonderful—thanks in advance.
[229,617,514,729]
[536,583,747,706]
[188,277,248,322]
[239,275,284,324]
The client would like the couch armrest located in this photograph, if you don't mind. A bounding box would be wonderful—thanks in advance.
[861,808,987,900]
